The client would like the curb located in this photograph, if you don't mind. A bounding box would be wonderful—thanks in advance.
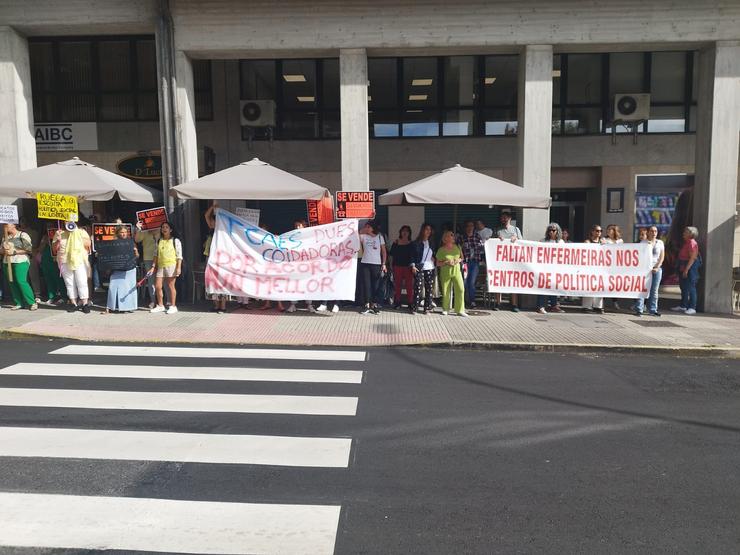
[2,328,738,358]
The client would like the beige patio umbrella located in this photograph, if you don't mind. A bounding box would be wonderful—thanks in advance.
[170,158,328,200]
[379,164,551,208]
[0,157,160,202]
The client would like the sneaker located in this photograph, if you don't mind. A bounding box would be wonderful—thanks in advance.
[10,305,22,311]
[148,302,156,309]
[684,308,697,315]
[470,302,477,309]
[511,305,520,313]
[671,306,686,312]
[286,303,297,313]
[82,303,91,314]
[430,302,437,309]
[29,304,38,311]
[166,306,178,315]
[316,304,328,312]
[67,304,79,313]
[308,304,317,313]
[331,304,340,314]
[360,307,373,315]
[550,306,564,313]
[441,310,448,316]
[649,311,661,317]
[458,311,469,317]
[594,308,605,314]
[634,311,642,317]
[371,306,381,315]
[537,307,547,314]
[150,305,166,313]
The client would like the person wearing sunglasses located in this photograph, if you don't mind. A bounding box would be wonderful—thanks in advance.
[537,223,564,314]
[635,226,665,316]
[581,224,606,314]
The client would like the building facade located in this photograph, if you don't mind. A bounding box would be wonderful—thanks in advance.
[1,0,739,312]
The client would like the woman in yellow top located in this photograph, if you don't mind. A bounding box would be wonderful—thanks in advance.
[436,230,468,317]
[52,221,92,313]
[150,222,183,315]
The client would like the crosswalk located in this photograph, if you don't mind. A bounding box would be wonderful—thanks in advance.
[0,344,367,554]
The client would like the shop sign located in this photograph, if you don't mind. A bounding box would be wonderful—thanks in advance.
[117,154,163,182]
[35,123,98,151]
[335,191,375,219]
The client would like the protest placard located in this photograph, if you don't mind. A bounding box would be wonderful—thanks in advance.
[36,192,78,221]
[234,207,261,226]
[93,223,133,252]
[135,206,168,231]
[485,240,653,299]
[335,191,375,219]
[307,196,335,227]
[205,208,360,301]
[0,205,18,225]
[96,238,137,273]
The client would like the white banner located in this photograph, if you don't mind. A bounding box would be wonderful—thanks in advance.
[0,204,18,224]
[205,209,360,301]
[485,240,653,299]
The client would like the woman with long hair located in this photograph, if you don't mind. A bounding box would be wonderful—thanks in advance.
[52,221,92,313]
[410,223,436,314]
[537,223,564,314]
[635,225,665,316]
[150,222,182,315]
[390,225,414,309]
[581,224,606,314]
[358,220,387,315]
[104,225,139,314]
[1,222,38,311]
[436,230,467,317]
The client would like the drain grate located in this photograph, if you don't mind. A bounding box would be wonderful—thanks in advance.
[631,320,683,328]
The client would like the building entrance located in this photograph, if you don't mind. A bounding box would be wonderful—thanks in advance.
[550,190,587,241]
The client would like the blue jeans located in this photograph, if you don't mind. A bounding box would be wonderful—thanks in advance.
[679,263,700,310]
[464,260,480,305]
[636,268,662,314]
[92,263,101,289]
[537,295,558,308]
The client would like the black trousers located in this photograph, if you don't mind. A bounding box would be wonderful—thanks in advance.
[360,262,382,306]
[413,269,435,309]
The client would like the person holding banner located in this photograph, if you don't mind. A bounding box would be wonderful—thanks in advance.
[436,230,467,317]
[53,221,92,313]
[150,222,182,315]
[536,223,565,314]
[634,225,665,317]
[411,223,436,315]
[104,225,139,314]
[581,224,606,314]
[204,203,230,314]
[0,223,38,311]
[358,221,387,315]
[497,210,523,312]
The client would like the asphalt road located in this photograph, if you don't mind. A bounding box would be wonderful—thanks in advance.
[0,339,738,554]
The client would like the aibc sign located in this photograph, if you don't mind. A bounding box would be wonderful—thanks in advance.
[34,123,98,151]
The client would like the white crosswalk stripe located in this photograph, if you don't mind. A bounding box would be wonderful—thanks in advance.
[0,344,366,554]
[52,344,367,361]
[2,362,364,384]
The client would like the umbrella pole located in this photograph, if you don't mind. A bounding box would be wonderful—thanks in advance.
[3,227,11,283]
[453,204,458,233]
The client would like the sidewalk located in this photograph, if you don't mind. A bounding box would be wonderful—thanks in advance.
[2,298,739,355]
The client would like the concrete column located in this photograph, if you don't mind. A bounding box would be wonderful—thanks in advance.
[517,45,553,240]
[340,48,369,192]
[0,26,37,196]
[692,42,740,314]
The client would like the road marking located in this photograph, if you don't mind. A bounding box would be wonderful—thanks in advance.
[0,427,352,467]
[0,388,358,416]
[51,345,367,362]
[1,362,363,384]
[0,492,340,554]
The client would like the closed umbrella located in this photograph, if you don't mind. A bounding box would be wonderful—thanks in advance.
[379,164,551,208]
[0,157,159,202]
[170,158,328,201]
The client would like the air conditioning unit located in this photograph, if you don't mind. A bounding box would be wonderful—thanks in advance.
[240,100,276,127]
[613,93,650,122]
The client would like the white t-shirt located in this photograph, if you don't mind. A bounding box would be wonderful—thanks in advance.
[642,239,665,267]
[360,233,385,265]
[477,227,493,242]
[421,240,435,271]
[497,225,522,240]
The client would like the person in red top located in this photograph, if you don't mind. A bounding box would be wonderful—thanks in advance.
[671,226,701,314]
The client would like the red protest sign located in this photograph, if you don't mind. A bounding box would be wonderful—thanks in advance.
[92,223,132,252]
[307,196,335,227]
[335,191,375,219]
[136,206,168,231]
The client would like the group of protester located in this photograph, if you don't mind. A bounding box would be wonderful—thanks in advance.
[1,207,702,317]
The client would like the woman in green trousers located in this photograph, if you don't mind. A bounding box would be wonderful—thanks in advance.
[39,232,66,304]
[1,223,38,310]
[436,230,468,317]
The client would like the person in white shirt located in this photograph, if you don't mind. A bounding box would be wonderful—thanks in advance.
[496,210,523,312]
[634,225,665,317]
[581,224,606,314]
[476,220,493,242]
[358,221,387,315]
[536,223,565,314]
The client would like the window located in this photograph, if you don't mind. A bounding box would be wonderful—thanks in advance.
[483,55,518,135]
[553,53,605,135]
[369,58,399,138]
[29,36,214,123]
[647,51,692,133]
